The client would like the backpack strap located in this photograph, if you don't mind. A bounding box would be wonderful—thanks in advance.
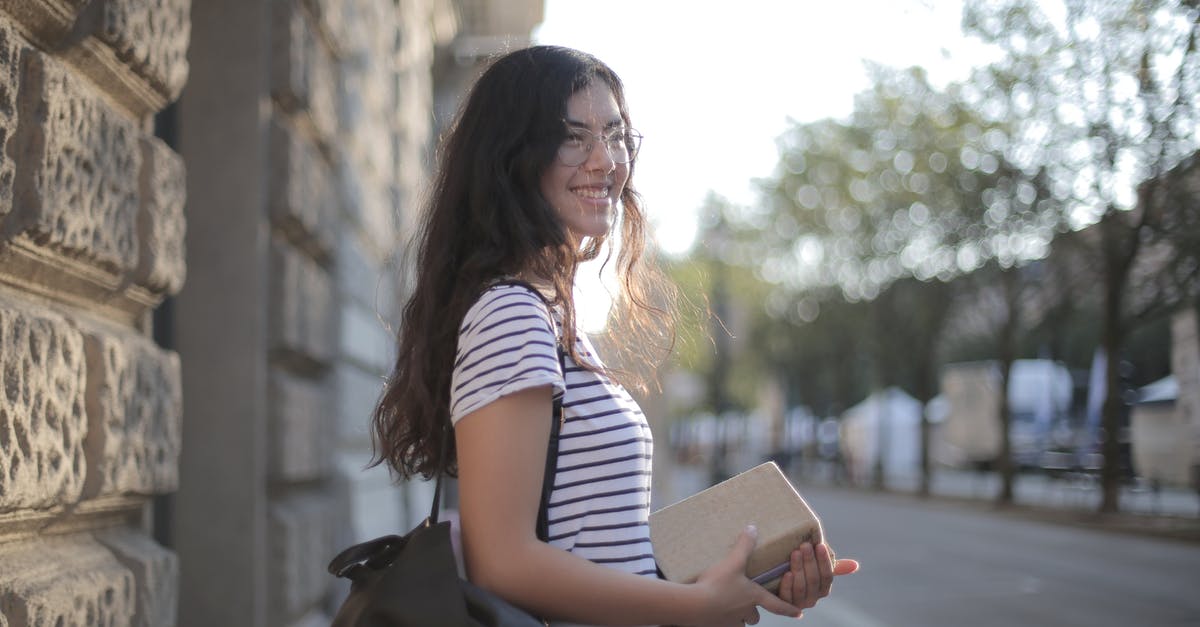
[482,279,564,543]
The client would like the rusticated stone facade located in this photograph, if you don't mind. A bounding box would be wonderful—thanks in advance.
[1,1,542,625]
[0,1,189,626]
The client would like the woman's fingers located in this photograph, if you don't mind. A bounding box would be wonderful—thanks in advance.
[801,543,822,608]
[778,570,794,604]
[815,543,835,598]
[791,546,806,603]
[772,542,861,620]
[833,558,860,576]
[729,525,759,564]
[756,587,803,619]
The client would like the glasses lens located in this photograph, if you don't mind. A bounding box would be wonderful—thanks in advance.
[557,128,642,166]
[617,130,642,164]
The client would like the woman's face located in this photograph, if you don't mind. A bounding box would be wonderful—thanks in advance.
[539,82,630,240]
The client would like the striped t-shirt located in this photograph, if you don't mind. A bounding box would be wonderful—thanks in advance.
[450,283,658,582]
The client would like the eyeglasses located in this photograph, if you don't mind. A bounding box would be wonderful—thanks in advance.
[557,124,643,167]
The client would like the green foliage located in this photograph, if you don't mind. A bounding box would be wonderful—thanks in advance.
[748,64,1058,302]
[962,0,1200,225]
[664,194,781,415]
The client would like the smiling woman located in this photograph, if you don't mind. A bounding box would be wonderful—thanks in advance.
[366,45,857,627]
[539,83,634,240]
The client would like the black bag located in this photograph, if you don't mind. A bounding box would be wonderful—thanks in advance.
[327,519,546,626]
[329,292,564,626]
[328,412,559,627]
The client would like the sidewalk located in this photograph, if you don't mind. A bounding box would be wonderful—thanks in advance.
[803,464,1200,543]
[894,467,1198,517]
[659,461,1200,543]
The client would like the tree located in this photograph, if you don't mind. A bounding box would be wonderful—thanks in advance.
[962,0,1200,512]
[744,65,1061,498]
[869,277,955,494]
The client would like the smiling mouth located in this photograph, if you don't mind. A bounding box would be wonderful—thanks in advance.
[572,186,610,200]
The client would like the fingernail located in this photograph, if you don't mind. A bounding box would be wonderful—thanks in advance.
[745,524,758,538]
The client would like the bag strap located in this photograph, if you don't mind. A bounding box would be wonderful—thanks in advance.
[536,341,566,542]
[431,279,566,542]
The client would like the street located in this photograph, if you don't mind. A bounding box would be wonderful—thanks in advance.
[755,486,1200,627]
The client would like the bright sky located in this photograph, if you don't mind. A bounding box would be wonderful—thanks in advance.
[532,0,998,329]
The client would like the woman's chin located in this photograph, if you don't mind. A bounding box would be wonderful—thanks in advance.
[565,217,613,241]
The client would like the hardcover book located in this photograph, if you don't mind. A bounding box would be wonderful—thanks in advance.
[649,462,823,593]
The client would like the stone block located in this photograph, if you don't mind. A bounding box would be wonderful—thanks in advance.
[81,328,182,498]
[0,536,135,626]
[13,50,141,274]
[334,229,389,309]
[268,370,332,482]
[270,241,336,366]
[334,452,404,542]
[304,0,358,58]
[333,364,383,443]
[0,302,86,512]
[268,492,335,623]
[338,0,398,162]
[0,1,89,49]
[340,302,393,373]
[272,0,338,141]
[135,135,187,294]
[339,164,395,257]
[0,20,25,224]
[95,0,191,101]
[95,528,178,627]
[269,117,337,259]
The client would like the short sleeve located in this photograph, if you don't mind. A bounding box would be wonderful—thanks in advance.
[449,284,565,424]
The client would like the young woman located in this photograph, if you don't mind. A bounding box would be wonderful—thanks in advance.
[371,45,858,627]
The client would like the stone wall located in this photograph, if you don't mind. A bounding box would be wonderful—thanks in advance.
[174,1,446,624]
[0,1,190,625]
[1,1,541,625]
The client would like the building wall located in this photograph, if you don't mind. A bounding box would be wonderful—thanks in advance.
[0,1,190,625]
[175,1,462,625]
[1171,308,1200,483]
[1,1,542,626]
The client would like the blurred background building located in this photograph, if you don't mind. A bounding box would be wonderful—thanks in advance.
[0,1,542,625]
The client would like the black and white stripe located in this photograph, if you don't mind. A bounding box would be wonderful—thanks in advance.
[450,284,658,581]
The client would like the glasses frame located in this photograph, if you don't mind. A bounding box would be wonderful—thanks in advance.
[556,123,643,168]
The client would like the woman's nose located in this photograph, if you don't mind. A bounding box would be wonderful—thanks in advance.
[582,140,617,172]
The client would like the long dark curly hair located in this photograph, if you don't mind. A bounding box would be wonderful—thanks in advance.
[370,46,677,480]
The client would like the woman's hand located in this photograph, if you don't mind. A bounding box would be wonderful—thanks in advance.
[777,541,860,612]
[691,526,803,626]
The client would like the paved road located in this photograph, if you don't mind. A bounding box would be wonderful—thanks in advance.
[754,486,1200,627]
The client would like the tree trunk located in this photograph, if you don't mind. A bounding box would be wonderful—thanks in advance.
[708,253,730,486]
[1098,273,1126,513]
[914,369,936,498]
[1098,213,1135,514]
[997,356,1015,504]
[919,406,932,497]
[996,268,1020,505]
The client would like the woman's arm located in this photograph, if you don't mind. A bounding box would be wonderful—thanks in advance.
[455,385,803,626]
